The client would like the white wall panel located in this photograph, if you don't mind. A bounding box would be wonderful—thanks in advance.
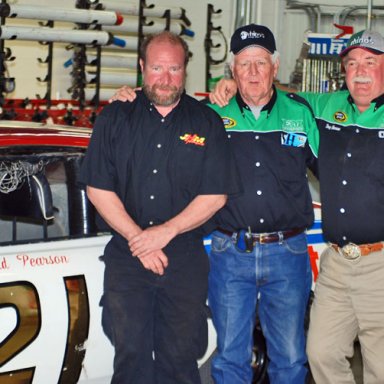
[0,0,382,100]
[1,0,233,100]
[253,0,383,84]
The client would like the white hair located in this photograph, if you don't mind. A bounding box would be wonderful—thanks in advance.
[229,49,280,66]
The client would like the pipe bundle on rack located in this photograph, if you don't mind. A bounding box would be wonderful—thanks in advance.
[0,26,125,46]
[104,17,194,37]
[0,3,123,26]
[0,1,195,105]
[84,88,119,101]
[101,35,138,51]
[100,1,185,20]
[86,54,137,70]
[86,71,137,86]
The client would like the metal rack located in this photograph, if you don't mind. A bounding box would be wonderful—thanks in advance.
[204,4,227,92]
[289,32,349,93]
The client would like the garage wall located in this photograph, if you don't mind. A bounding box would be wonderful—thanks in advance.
[2,0,234,100]
[250,0,383,85]
[1,0,382,101]
[277,0,383,85]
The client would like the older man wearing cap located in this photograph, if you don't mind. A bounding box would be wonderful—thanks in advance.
[108,24,318,384]
[211,28,384,383]
[304,29,384,383]
[206,24,318,384]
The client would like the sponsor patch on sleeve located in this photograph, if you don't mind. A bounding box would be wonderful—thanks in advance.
[222,117,236,129]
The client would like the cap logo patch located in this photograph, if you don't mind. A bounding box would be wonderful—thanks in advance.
[334,111,347,122]
[350,36,373,47]
[230,24,276,54]
[240,31,265,41]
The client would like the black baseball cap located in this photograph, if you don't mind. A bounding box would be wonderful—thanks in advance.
[230,24,276,55]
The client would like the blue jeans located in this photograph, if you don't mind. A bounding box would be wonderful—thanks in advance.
[208,230,312,384]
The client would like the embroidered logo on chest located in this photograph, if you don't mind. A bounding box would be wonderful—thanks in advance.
[281,119,304,132]
[334,111,347,122]
[180,134,206,146]
[281,132,307,147]
[325,123,341,131]
[222,117,237,129]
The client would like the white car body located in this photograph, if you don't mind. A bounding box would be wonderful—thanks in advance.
[0,120,326,383]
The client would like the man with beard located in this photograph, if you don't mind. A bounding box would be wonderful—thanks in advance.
[110,24,318,384]
[79,31,240,384]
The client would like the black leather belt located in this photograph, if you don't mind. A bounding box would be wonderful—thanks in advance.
[217,227,305,244]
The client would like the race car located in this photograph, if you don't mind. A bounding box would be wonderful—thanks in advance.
[0,118,326,384]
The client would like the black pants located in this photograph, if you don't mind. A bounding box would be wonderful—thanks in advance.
[102,235,209,384]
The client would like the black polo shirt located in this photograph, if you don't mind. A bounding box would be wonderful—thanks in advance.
[80,91,240,242]
[303,91,384,246]
[208,87,318,233]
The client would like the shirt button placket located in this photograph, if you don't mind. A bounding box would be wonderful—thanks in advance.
[339,150,351,225]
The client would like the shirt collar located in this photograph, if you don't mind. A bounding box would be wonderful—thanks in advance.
[372,93,384,110]
[347,92,384,111]
[236,84,277,117]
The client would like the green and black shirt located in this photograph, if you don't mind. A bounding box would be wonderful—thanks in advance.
[303,90,384,246]
[208,86,318,233]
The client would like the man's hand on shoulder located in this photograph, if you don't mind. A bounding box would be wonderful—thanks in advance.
[109,85,141,103]
[209,78,237,107]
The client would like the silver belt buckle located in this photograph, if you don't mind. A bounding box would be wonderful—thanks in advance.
[340,243,361,261]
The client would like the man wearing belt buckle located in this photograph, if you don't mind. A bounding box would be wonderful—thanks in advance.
[211,28,384,384]
[303,30,384,383]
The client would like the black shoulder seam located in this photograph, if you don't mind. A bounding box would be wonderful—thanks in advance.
[286,93,315,119]
[199,97,211,106]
